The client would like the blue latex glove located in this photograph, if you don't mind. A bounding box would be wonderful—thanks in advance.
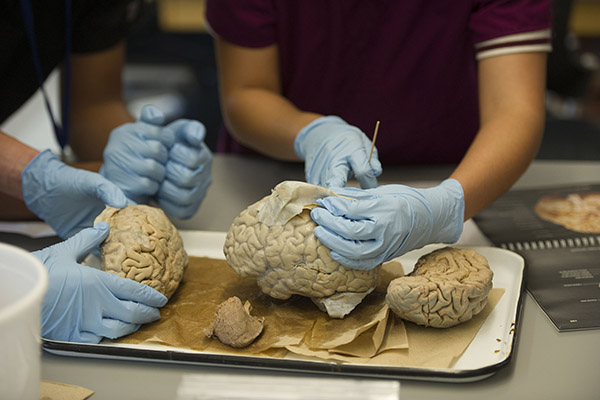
[294,116,383,189]
[22,149,129,239]
[101,105,175,204]
[33,223,168,343]
[310,179,465,270]
[157,119,213,219]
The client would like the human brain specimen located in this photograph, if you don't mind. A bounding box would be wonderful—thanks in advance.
[223,181,381,318]
[205,296,264,348]
[535,192,600,233]
[95,205,188,299]
[386,247,493,328]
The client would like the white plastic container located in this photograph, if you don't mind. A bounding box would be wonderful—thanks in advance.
[0,243,48,400]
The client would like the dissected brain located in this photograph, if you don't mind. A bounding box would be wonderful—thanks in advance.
[94,205,188,299]
[535,193,600,233]
[223,181,381,318]
[386,247,493,328]
[204,296,264,348]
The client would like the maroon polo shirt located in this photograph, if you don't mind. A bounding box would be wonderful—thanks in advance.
[206,0,551,165]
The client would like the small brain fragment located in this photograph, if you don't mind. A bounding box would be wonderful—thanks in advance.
[205,296,264,348]
[223,181,381,318]
[94,205,188,299]
[386,247,493,328]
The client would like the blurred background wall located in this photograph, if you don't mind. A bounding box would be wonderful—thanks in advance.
[541,0,600,159]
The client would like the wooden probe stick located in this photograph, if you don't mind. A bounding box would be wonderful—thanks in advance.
[368,120,380,164]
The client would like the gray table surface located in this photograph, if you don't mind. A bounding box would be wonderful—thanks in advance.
[32,155,600,398]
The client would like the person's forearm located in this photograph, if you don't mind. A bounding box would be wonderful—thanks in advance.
[0,131,102,221]
[222,88,321,160]
[215,39,321,160]
[69,100,133,162]
[67,42,133,162]
[450,114,543,220]
[450,52,546,220]
[0,132,39,199]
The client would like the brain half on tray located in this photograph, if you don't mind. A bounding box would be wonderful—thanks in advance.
[95,205,189,299]
[386,247,493,328]
[223,181,381,318]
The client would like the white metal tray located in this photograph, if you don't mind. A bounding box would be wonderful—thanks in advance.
[43,231,525,382]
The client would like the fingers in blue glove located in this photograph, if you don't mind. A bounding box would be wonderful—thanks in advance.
[135,137,172,164]
[310,194,407,270]
[32,223,106,265]
[104,299,163,324]
[137,105,176,149]
[120,155,168,182]
[98,270,168,309]
[312,225,383,270]
[23,150,129,239]
[310,183,460,271]
[328,186,373,199]
[45,164,129,212]
[88,177,129,209]
[107,122,170,164]
[76,331,103,344]
[164,157,212,188]
[311,204,388,260]
[295,116,383,189]
[79,309,143,340]
[102,106,174,204]
[349,147,382,190]
[311,202,376,241]
[156,138,212,219]
[324,162,351,189]
[59,222,110,261]
[167,119,207,147]
[139,104,166,126]
[158,198,201,220]
[157,177,211,219]
[101,164,162,203]
[96,318,141,340]
[37,224,168,343]
[49,224,167,315]
[87,273,165,334]
[169,141,211,169]
[322,153,380,190]
[66,268,166,341]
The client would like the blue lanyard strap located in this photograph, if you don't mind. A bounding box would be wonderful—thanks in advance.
[19,0,72,152]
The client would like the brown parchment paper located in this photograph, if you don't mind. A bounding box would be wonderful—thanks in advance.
[40,380,94,400]
[116,256,503,369]
[116,257,405,357]
[300,260,409,358]
[286,288,504,368]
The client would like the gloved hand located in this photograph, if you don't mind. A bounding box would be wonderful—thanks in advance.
[33,223,168,343]
[157,119,213,219]
[22,149,129,239]
[294,116,383,189]
[101,105,175,204]
[310,179,465,270]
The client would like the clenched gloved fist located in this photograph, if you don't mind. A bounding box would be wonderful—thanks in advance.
[101,105,174,204]
[101,105,212,219]
[157,119,212,219]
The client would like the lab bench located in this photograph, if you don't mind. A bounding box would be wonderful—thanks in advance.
[8,154,600,399]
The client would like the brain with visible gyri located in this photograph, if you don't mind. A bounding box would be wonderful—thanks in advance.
[386,247,493,328]
[95,205,188,299]
[223,181,381,318]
